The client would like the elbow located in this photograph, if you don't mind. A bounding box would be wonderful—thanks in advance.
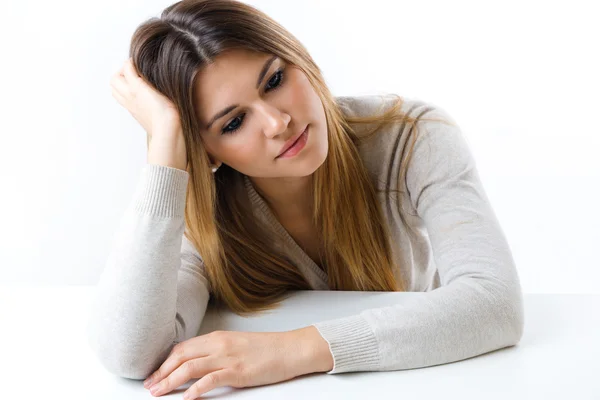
[86,318,172,380]
[88,343,155,380]
[472,273,525,349]
[493,279,525,347]
[508,288,525,345]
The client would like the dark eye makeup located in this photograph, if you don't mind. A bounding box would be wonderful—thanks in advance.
[221,67,286,135]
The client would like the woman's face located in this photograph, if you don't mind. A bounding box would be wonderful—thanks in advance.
[194,49,328,178]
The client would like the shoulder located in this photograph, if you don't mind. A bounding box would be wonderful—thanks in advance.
[333,93,461,151]
[335,93,398,118]
[333,93,468,190]
[334,93,456,136]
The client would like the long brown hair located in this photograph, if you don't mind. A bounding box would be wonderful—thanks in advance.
[128,0,452,316]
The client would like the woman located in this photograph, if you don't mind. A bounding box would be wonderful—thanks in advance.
[88,0,525,398]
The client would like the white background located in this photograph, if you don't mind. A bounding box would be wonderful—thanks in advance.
[1,0,598,292]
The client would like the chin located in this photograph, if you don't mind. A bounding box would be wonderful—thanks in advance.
[301,136,329,176]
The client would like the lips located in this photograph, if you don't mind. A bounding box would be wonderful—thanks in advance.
[277,125,308,158]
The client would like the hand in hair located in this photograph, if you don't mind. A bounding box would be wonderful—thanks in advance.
[109,58,188,170]
[142,327,333,398]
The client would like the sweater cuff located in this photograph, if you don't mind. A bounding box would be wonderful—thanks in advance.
[133,164,189,217]
[311,313,380,374]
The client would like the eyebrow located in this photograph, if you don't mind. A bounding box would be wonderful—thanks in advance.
[205,55,278,130]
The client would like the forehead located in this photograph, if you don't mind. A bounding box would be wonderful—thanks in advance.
[194,50,275,121]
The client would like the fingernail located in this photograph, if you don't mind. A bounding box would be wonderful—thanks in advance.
[143,378,153,388]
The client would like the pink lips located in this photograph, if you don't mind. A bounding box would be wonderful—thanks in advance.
[275,125,308,158]
[276,125,309,159]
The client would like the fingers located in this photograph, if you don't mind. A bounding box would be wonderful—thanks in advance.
[110,86,127,108]
[110,69,130,99]
[144,336,216,392]
[109,58,137,99]
[148,357,218,397]
[183,369,231,400]
[122,57,141,85]
[144,342,194,388]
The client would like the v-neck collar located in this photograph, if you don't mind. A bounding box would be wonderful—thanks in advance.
[242,174,329,286]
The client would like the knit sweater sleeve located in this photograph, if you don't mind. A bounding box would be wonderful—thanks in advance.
[311,104,525,374]
[86,164,211,380]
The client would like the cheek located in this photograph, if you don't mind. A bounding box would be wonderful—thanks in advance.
[286,69,315,105]
[224,141,265,167]
[292,71,323,119]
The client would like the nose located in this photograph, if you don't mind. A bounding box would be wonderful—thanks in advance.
[256,100,291,138]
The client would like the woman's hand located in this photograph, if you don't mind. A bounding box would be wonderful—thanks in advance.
[143,327,333,399]
[109,57,188,170]
[110,58,182,141]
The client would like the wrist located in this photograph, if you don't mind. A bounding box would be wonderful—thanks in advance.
[286,326,333,375]
[147,137,187,171]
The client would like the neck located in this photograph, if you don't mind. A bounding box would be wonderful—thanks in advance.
[249,174,314,221]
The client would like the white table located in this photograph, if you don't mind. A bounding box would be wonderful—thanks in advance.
[1,286,598,399]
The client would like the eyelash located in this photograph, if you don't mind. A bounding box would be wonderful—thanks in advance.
[221,68,286,135]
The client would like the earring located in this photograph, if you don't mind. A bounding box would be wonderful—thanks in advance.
[210,164,220,173]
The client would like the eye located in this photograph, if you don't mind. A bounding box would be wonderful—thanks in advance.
[221,113,245,135]
[220,68,286,135]
[265,68,285,92]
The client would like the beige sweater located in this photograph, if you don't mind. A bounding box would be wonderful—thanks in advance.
[86,94,525,379]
